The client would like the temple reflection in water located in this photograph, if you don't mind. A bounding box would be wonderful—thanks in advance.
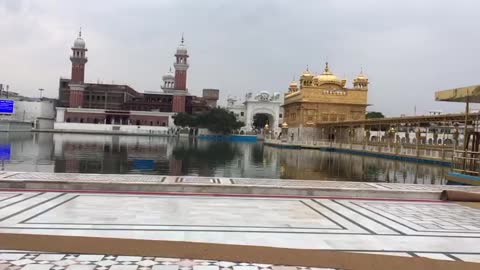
[0,132,447,184]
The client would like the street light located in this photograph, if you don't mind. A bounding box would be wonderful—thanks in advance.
[38,88,44,99]
[0,84,9,98]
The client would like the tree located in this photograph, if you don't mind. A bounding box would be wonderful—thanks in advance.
[173,112,195,127]
[366,111,385,119]
[173,108,244,134]
[197,108,244,134]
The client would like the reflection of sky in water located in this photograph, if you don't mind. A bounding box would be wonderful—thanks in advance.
[0,132,448,184]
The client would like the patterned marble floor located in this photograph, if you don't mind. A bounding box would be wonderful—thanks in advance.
[0,191,480,264]
[0,252,336,270]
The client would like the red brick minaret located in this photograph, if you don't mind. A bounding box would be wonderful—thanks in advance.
[68,29,88,108]
[70,29,88,83]
[173,35,189,90]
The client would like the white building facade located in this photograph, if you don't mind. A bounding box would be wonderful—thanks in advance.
[227,91,283,134]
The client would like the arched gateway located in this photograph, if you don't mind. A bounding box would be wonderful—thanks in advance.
[227,91,283,133]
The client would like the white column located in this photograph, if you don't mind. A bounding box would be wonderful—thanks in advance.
[55,108,66,123]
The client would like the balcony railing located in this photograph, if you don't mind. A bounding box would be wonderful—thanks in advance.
[452,149,480,175]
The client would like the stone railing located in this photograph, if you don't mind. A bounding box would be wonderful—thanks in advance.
[265,139,454,163]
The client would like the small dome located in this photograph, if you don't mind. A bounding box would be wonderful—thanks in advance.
[162,68,174,80]
[73,37,86,49]
[176,44,187,54]
[289,80,298,88]
[355,73,368,81]
[176,35,188,55]
[282,122,288,128]
[73,29,86,49]
[300,69,312,78]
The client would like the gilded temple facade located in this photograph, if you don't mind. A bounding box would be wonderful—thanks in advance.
[282,63,369,140]
[283,62,369,128]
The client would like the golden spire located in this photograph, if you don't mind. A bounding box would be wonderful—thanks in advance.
[324,62,329,73]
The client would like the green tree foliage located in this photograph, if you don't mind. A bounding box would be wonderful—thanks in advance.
[366,111,385,119]
[173,112,195,127]
[173,108,244,134]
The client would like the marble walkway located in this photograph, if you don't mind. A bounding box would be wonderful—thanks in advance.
[0,191,479,265]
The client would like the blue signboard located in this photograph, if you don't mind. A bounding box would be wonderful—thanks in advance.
[0,144,11,160]
[132,159,154,170]
[0,100,14,114]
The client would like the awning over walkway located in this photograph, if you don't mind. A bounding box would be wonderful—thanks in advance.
[435,85,480,103]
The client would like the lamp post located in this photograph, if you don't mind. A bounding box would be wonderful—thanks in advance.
[281,122,288,142]
[0,84,9,98]
[38,88,44,99]
[264,123,270,139]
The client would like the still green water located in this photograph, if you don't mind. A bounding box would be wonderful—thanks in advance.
[0,132,448,184]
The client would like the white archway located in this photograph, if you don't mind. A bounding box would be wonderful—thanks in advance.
[227,91,283,134]
[245,94,282,133]
[248,108,277,130]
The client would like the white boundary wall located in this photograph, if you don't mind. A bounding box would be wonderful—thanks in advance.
[54,122,170,135]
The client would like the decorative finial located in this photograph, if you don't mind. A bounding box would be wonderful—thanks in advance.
[181,33,184,44]
[169,67,172,72]
[79,27,82,38]
[325,62,329,72]
[306,65,309,71]
[360,67,364,75]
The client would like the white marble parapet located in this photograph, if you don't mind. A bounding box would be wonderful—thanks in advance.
[0,171,480,200]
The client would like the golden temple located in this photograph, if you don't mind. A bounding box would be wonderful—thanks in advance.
[283,62,369,128]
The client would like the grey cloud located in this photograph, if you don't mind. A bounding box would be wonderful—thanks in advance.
[1,0,478,115]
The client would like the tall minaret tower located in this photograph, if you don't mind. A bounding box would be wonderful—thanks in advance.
[173,35,189,90]
[70,29,88,83]
[68,29,88,108]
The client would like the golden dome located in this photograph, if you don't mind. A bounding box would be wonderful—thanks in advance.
[300,67,313,78]
[282,122,288,128]
[289,80,298,87]
[355,68,368,81]
[316,62,341,83]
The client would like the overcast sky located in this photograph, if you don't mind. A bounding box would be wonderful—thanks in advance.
[1,0,479,116]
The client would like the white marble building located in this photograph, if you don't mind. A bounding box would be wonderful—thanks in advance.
[227,91,283,133]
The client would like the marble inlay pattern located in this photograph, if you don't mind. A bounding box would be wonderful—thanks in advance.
[0,253,345,270]
[0,251,478,268]
[0,191,480,259]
